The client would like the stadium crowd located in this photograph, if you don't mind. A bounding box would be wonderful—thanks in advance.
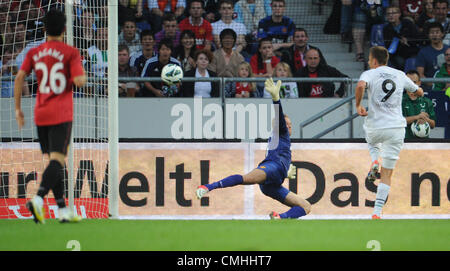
[0,0,449,99]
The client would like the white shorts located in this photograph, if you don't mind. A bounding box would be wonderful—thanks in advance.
[365,127,405,169]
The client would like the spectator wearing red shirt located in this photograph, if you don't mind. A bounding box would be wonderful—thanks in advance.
[250,37,280,97]
[178,0,213,51]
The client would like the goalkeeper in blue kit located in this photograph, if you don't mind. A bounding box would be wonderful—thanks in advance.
[196,78,311,219]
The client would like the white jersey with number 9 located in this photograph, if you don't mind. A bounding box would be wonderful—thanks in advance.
[359,66,418,131]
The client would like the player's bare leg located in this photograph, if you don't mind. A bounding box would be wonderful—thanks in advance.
[196,168,266,199]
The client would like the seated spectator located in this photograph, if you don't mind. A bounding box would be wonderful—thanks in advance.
[212,0,247,53]
[1,47,29,98]
[257,0,295,54]
[416,22,449,90]
[383,5,420,71]
[11,22,27,59]
[147,0,186,32]
[19,0,45,41]
[140,38,181,97]
[174,30,197,73]
[209,29,245,77]
[266,62,298,98]
[399,0,423,23]
[178,0,213,50]
[432,47,450,91]
[180,49,220,97]
[119,0,145,27]
[130,30,156,75]
[74,7,96,49]
[250,37,280,96]
[423,0,450,45]
[402,70,436,139]
[118,44,139,97]
[155,13,181,48]
[280,27,326,75]
[224,61,257,98]
[86,26,108,76]
[417,0,434,34]
[202,0,222,22]
[119,18,142,56]
[295,48,349,98]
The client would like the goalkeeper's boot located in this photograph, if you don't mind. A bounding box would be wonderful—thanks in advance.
[26,196,45,224]
[59,207,82,223]
[196,185,209,199]
[367,160,380,182]
[269,211,281,220]
[372,214,381,220]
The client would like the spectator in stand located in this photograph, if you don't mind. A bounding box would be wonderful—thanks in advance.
[86,25,109,79]
[18,0,45,41]
[74,7,96,49]
[280,28,326,75]
[265,62,298,98]
[155,13,181,48]
[180,49,220,97]
[416,22,449,90]
[351,0,386,62]
[130,30,156,75]
[141,37,181,97]
[11,22,27,60]
[383,5,420,71]
[174,30,197,72]
[250,37,280,97]
[432,47,450,91]
[224,61,256,97]
[119,18,142,56]
[402,70,436,139]
[1,46,29,98]
[147,0,186,32]
[212,0,247,53]
[295,48,349,98]
[209,29,245,77]
[202,0,222,22]
[178,0,213,51]
[423,0,450,45]
[118,44,139,97]
[119,0,144,27]
[257,0,295,54]
[399,0,423,23]
[417,0,434,34]
[340,0,353,43]
[234,0,272,36]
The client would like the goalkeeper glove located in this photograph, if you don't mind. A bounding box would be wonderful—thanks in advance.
[287,164,297,179]
[264,77,282,102]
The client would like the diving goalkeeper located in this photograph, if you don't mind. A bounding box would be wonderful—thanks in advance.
[196,78,311,219]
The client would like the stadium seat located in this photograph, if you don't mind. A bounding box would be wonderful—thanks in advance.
[370,23,387,47]
[404,57,417,73]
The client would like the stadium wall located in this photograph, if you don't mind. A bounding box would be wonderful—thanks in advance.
[1,142,449,219]
[1,98,447,139]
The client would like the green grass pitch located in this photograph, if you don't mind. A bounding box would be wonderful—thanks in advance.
[0,219,449,251]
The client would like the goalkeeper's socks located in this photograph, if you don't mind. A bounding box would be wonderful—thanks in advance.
[373,182,390,216]
[279,206,307,219]
[204,174,243,191]
[37,160,63,199]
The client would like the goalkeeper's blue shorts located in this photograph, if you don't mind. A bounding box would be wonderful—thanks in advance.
[257,160,290,203]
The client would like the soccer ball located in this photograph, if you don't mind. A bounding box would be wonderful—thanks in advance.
[411,121,430,138]
[161,64,183,85]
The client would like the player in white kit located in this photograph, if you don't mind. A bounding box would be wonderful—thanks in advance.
[355,46,424,219]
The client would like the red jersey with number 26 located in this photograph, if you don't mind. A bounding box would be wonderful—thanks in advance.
[20,40,84,126]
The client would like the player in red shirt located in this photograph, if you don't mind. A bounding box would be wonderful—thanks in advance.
[14,9,86,224]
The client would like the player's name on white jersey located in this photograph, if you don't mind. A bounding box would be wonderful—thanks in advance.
[32,48,64,62]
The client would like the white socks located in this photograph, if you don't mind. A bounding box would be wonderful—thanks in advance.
[373,182,390,216]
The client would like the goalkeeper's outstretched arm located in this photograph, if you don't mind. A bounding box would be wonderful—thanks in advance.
[265,78,288,136]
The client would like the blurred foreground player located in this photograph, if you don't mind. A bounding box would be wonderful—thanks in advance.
[355,46,424,219]
[14,9,86,224]
[196,78,311,219]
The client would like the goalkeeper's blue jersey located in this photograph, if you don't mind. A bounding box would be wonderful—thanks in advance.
[260,100,291,175]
